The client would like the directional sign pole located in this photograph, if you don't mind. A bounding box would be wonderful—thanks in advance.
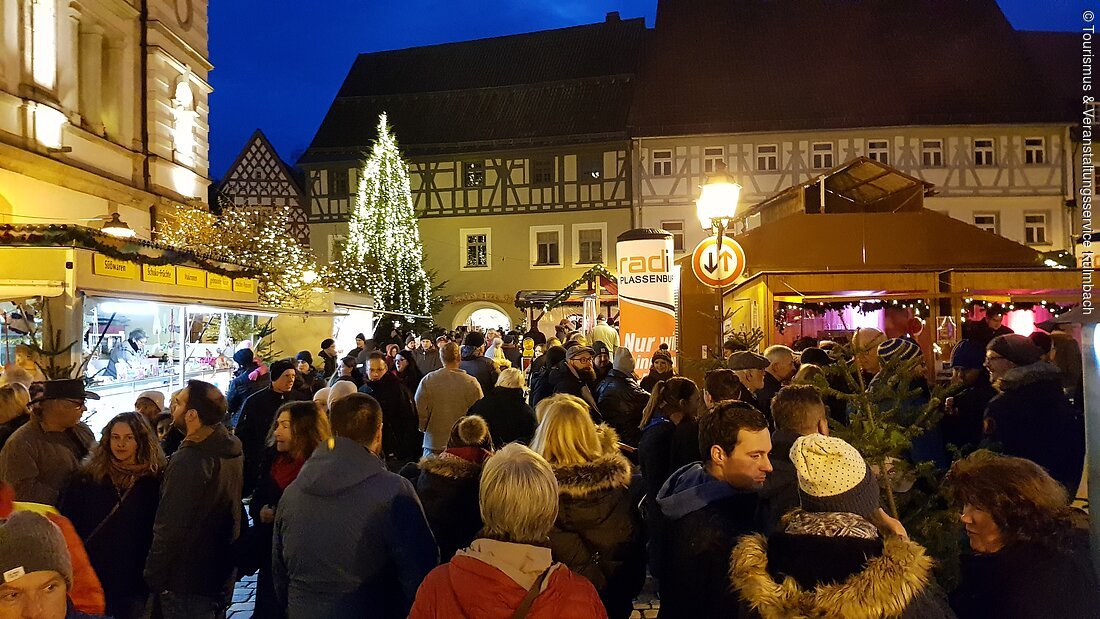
[713,221,727,355]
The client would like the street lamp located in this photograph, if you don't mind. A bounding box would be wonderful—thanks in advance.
[696,160,742,250]
[99,212,136,238]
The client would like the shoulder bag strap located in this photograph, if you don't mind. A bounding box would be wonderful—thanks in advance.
[84,484,134,544]
[511,566,553,619]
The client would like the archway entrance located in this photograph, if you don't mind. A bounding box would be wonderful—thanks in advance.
[453,302,512,331]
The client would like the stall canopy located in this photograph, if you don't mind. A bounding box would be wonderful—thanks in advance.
[515,264,618,312]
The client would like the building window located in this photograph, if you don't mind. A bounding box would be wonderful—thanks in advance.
[572,223,607,266]
[703,147,725,174]
[1024,212,1049,245]
[921,139,944,167]
[867,140,889,164]
[578,152,603,182]
[529,225,562,268]
[811,142,834,169]
[652,150,673,176]
[1024,137,1045,165]
[974,139,996,167]
[756,144,778,171]
[463,161,485,188]
[328,169,349,197]
[460,228,491,270]
[661,220,685,252]
[531,157,554,186]
[972,212,999,235]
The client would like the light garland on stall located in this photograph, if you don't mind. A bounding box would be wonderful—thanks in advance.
[514,263,618,312]
[958,298,1073,316]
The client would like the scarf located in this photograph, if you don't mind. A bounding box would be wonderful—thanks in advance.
[271,453,306,490]
[107,458,156,492]
[443,446,492,465]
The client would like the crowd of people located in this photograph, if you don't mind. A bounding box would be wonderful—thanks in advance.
[0,310,1095,619]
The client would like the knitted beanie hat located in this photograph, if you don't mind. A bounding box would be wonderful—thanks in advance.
[450,415,492,449]
[987,334,1042,366]
[1027,330,1053,356]
[877,338,922,364]
[296,351,314,365]
[136,390,165,410]
[0,511,73,587]
[269,358,296,380]
[233,348,255,366]
[613,347,635,375]
[950,340,986,370]
[790,434,879,519]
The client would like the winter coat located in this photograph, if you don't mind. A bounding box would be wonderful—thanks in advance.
[730,510,956,619]
[273,436,438,619]
[950,530,1100,619]
[637,416,700,507]
[984,362,1085,493]
[144,424,243,597]
[756,429,800,535]
[755,371,783,427]
[226,362,265,421]
[360,372,421,459]
[0,413,28,452]
[297,370,327,396]
[416,368,484,452]
[529,361,559,407]
[412,348,444,377]
[408,539,607,619]
[236,386,304,497]
[317,350,338,381]
[549,450,645,619]
[639,369,674,393]
[460,347,499,395]
[595,370,649,447]
[502,344,523,369]
[0,418,94,505]
[467,386,537,449]
[411,450,486,560]
[247,448,303,619]
[549,364,603,422]
[60,473,160,618]
[941,376,995,451]
[654,462,762,619]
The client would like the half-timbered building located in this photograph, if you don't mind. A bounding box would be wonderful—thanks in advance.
[217,129,310,245]
[629,0,1078,260]
[299,13,646,328]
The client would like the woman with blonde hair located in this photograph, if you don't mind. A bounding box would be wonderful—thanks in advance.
[0,382,31,450]
[530,394,644,619]
[60,412,165,619]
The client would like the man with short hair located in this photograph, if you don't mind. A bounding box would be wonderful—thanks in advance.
[654,401,771,618]
[235,358,303,496]
[758,385,828,533]
[702,368,741,406]
[412,337,443,377]
[591,341,613,383]
[360,352,420,462]
[588,314,620,352]
[0,380,96,505]
[757,345,797,419]
[145,380,243,619]
[274,393,437,618]
[726,351,769,421]
[415,343,483,457]
[317,338,339,381]
[550,345,603,421]
[459,332,498,395]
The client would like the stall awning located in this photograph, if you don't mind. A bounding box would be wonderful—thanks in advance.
[0,280,66,302]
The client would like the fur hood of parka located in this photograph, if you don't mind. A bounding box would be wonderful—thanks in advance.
[730,531,954,619]
[417,451,485,480]
[996,360,1062,392]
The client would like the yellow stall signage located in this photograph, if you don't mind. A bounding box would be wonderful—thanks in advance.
[207,273,231,291]
[177,266,206,288]
[93,255,138,279]
[141,264,176,285]
[232,278,257,294]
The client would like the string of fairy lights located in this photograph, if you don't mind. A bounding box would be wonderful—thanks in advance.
[774,297,1075,334]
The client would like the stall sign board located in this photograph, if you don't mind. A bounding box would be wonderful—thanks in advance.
[141,264,176,285]
[690,236,747,289]
[93,255,138,279]
[232,278,257,294]
[207,273,231,291]
[616,229,678,371]
[177,266,206,288]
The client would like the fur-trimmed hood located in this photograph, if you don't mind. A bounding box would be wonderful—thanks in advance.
[418,452,484,481]
[730,533,936,619]
[551,432,632,499]
[998,361,1062,392]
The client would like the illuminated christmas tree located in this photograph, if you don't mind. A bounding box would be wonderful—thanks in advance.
[333,113,435,319]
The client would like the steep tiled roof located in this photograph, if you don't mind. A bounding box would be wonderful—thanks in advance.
[300,16,647,162]
[630,0,1077,136]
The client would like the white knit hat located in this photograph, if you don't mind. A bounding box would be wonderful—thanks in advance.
[790,434,879,518]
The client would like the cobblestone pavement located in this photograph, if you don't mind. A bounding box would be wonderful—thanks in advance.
[228,573,660,618]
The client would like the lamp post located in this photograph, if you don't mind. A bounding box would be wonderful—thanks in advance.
[696,160,742,356]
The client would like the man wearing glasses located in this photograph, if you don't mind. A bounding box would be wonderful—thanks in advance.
[551,345,603,422]
[0,379,97,505]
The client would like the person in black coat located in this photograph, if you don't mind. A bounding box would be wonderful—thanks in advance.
[529,345,566,407]
[654,401,772,619]
[946,451,1100,619]
[638,349,675,393]
[459,332,499,396]
[236,359,304,498]
[466,368,537,449]
[226,348,266,423]
[595,347,649,448]
[317,339,338,381]
[60,412,163,619]
[982,335,1085,494]
[294,352,327,396]
[550,346,603,422]
[360,352,422,462]
[941,340,996,452]
[394,350,424,395]
[247,401,330,619]
[637,377,703,514]
[531,397,645,619]
[405,415,492,561]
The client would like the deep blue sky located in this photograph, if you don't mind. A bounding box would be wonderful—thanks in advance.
[208,0,1087,179]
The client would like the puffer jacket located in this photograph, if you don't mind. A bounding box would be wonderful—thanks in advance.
[984,361,1085,493]
[548,441,644,619]
[411,449,487,561]
[730,510,956,619]
[594,370,649,447]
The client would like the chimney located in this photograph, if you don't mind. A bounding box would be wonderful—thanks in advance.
[605,11,620,22]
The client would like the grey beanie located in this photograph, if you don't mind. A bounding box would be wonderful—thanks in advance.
[613,347,635,375]
[0,511,73,587]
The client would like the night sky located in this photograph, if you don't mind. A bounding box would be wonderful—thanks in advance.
[208,0,1089,179]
